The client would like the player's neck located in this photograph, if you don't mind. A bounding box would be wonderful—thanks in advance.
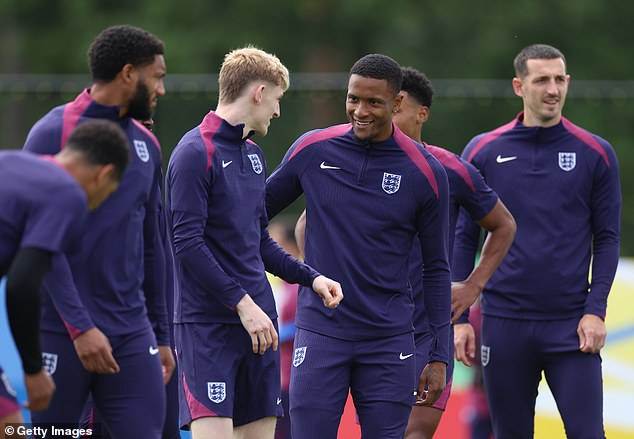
[89,83,129,117]
[522,109,562,128]
[215,102,253,138]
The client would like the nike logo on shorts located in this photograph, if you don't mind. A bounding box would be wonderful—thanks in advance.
[149,346,160,355]
[399,352,414,360]
[222,160,233,168]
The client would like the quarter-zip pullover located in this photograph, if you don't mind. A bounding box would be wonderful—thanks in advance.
[266,124,452,363]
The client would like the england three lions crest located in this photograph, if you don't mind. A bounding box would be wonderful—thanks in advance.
[481,345,490,367]
[248,154,263,174]
[207,382,226,403]
[293,346,307,367]
[382,172,401,194]
[42,352,58,375]
[558,152,576,171]
[134,140,150,163]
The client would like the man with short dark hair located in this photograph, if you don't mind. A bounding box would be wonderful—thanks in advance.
[392,67,516,439]
[454,43,621,438]
[266,54,451,439]
[0,120,128,429]
[24,25,174,438]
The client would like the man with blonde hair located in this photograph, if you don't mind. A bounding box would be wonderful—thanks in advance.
[166,46,343,439]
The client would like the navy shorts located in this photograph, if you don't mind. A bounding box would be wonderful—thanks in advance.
[175,321,283,428]
[414,328,454,410]
[290,328,416,439]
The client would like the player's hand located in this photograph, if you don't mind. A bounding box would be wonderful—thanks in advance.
[416,361,446,406]
[73,327,120,374]
[578,314,607,354]
[158,345,175,384]
[23,368,55,411]
[311,275,343,309]
[454,323,476,366]
[451,281,481,324]
[236,294,279,355]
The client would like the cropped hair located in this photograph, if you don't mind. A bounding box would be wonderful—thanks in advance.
[514,44,566,78]
[65,120,130,181]
[88,25,164,82]
[218,46,290,104]
[349,54,403,96]
[400,67,434,108]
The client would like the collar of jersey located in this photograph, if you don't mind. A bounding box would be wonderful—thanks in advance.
[205,111,255,145]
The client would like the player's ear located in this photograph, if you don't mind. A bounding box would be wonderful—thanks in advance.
[253,84,266,104]
[418,106,430,124]
[512,77,524,98]
[94,163,117,186]
[119,63,137,86]
[392,92,403,112]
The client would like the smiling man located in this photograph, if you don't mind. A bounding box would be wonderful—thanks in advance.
[265,54,451,439]
[453,44,621,438]
[166,47,342,439]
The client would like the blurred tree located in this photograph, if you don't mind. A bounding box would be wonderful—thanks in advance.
[0,0,632,253]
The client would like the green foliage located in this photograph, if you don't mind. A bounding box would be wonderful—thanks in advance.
[1,0,633,253]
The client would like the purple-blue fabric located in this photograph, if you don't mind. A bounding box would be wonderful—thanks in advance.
[0,151,86,276]
[166,111,319,324]
[266,124,451,364]
[23,89,169,343]
[453,113,621,320]
[411,144,498,332]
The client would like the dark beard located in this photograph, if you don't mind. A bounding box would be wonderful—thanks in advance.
[126,80,152,121]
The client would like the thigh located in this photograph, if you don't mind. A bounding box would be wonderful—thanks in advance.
[352,332,416,439]
[541,319,604,439]
[93,328,165,439]
[290,329,351,439]
[233,320,283,427]
[481,316,541,439]
[31,331,91,424]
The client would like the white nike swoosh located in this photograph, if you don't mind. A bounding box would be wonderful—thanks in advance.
[496,155,517,163]
[222,160,233,168]
[320,161,341,170]
[277,398,282,405]
[149,346,160,355]
[399,353,414,360]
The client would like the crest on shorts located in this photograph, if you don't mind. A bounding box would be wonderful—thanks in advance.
[481,345,490,367]
[382,172,401,194]
[207,382,226,403]
[558,152,576,171]
[134,140,150,163]
[248,154,263,174]
[293,346,307,367]
[42,352,58,375]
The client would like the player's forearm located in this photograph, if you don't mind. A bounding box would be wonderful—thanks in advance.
[466,206,516,292]
[47,253,95,339]
[452,210,481,282]
[261,231,319,287]
[176,241,247,309]
[585,238,619,319]
[6,248,51,374]
[422,264,451,364]
[143,213,170,344]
